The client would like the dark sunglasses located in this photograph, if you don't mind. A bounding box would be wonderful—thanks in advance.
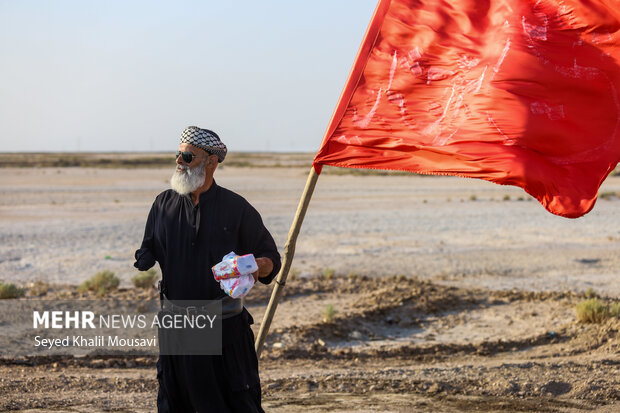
[176,150,215,164]
[176,151,201,164]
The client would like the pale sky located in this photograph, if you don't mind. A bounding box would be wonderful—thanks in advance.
[0,0,377,152]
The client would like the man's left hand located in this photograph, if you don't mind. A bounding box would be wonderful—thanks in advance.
[252,257,274,283]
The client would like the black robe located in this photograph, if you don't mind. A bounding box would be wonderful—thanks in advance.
[135,181,281,412]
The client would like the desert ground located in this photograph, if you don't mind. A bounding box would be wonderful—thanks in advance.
[0,153,618,412]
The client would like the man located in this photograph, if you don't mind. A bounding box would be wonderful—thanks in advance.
[134,126,281,412]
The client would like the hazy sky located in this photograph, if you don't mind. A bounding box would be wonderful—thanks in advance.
[0,0,377,152]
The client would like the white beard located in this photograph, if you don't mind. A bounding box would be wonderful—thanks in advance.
[170,161,206,195]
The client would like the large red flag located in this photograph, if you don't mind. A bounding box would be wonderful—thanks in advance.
[313,0,620,218]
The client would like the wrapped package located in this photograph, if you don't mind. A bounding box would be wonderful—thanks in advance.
[212,252,258,281]
[212,252,258,298]
[219,274,255,299]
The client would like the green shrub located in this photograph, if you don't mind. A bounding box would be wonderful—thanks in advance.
[79,270,120,297]
[0,282,25,299]
[322,303,337,323]
[576,298,609,323]
[132,269,158,289]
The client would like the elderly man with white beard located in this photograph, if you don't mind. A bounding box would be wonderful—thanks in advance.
[134,126,281,413]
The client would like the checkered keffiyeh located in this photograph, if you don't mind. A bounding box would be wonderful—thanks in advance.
[180,126,227,163]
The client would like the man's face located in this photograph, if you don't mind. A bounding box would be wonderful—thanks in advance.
[170,144,210,195]
[175,143,208,171]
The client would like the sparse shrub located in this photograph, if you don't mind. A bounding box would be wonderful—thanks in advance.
[347,272,358,280]
[503,195,510,201]
[132,269,158,289]
[322,303,337,323]
[28,280,50,296]
[599,191,617,200]
[322,268,335,280]
[610,302,620,318]
[0,282,25,299]
[288,268,300,281]
[585,288,599,299]
[469,195,477,201]
[576,298,609,323]
[79,270,120,297]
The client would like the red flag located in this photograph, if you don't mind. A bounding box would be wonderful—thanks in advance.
[313,0,620,218]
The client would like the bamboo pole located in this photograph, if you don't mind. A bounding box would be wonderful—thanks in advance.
[255,166,320,356]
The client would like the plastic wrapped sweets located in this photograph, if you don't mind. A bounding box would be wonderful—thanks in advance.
[219,274,255,299]
[212,252,257,298]
[212,252,258,281]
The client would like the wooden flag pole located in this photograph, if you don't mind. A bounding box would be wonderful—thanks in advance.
[255,166,320,356]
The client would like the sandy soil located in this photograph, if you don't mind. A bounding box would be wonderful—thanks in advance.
[0,164,619,412]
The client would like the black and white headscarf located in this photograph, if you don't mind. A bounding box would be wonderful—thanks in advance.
[180,126,227,163]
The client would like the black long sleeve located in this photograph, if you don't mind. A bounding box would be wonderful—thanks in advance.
[134,181,281,300]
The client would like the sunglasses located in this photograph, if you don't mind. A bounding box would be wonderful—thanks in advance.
[176,151,204,164]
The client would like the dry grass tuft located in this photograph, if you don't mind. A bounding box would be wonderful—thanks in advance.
[599,191,620,200]
[288,268,300,281]
[28,280,50,296]
[78,270,120,297]
[576,298,609,323]
[322,268,336,280]
[584,288,599,299]
[321,303,337,323]
[132,268,158,289]
[0,282,25,299]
